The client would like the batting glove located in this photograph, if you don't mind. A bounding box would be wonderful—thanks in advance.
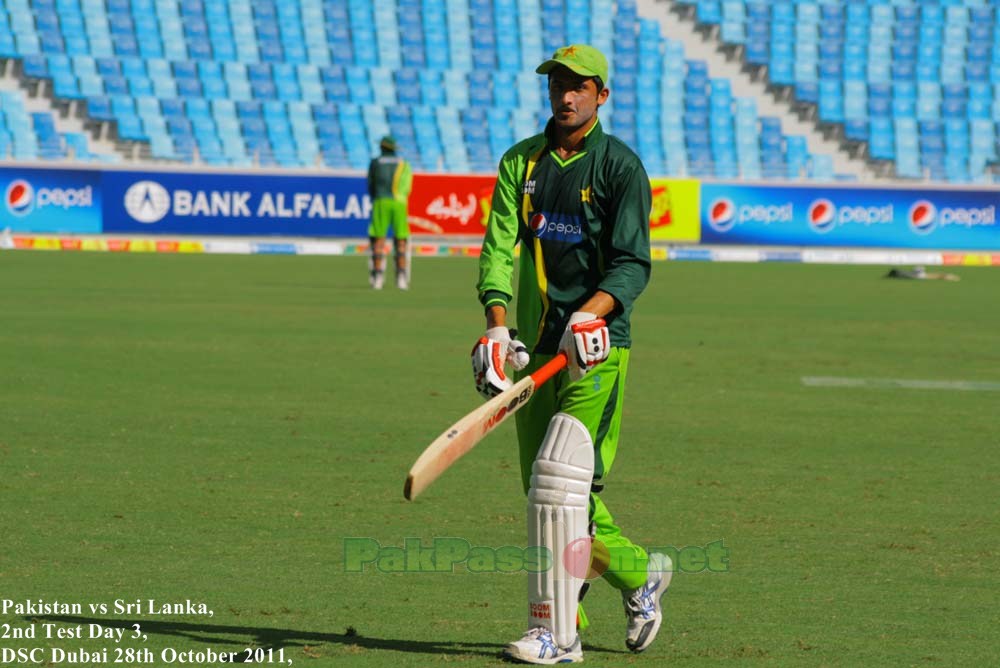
[471,327,530,399]
[560,312,610,382]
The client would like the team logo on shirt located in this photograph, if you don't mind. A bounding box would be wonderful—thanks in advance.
[529,210,584,243]
[530,213,548,235]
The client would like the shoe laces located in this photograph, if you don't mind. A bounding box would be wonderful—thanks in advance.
[523,626,551,641]
[521,626,558,655]
[624,579,659,619]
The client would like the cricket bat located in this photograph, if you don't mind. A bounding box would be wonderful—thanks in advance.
[404,352,568,500]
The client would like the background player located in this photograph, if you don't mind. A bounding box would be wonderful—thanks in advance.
[367,135,413,290]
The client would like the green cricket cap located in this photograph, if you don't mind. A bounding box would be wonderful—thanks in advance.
[536,44,609,86]
[380,135,397,151]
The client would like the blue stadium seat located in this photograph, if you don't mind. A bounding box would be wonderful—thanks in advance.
[159,98,185,119]
[869,118,894,160]
[86,95,113,120]
[320,65,348,102]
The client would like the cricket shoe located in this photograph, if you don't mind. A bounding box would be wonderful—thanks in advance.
[372,271,384,290]
[396,271,409,290]
[622,552,673,653]
[504,627,582,664]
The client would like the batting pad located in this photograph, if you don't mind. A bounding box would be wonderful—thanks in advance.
[527,412,594,648]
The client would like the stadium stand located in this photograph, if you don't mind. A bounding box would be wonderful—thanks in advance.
[679,0,1000,182]
[5,0,982,180]
[0,84,107,161]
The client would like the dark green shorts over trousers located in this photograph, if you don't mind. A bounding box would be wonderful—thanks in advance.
[514,348,650,593]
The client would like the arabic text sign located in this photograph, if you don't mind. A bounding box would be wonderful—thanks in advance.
[408,174,496,235]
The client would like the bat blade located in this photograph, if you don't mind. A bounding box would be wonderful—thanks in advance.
[404,353,567,501]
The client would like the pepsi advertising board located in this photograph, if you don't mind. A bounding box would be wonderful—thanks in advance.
[701,184,1000,250]
[102,170,371,237]
[0,167,101,233]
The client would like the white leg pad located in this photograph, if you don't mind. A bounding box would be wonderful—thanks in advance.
[527,412,594,648]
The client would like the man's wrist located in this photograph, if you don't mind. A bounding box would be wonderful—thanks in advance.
[486,305,507,329]
[576,290,616,319]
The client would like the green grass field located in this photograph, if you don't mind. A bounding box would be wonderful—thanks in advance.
[1,251,998,667]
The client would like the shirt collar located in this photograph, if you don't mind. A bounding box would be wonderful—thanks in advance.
[544,117,604,151]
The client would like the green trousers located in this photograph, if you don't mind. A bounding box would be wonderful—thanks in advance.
[514,348,649,592]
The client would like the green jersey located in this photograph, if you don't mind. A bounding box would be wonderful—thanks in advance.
[477,119,652,353]
[367,153,412,203]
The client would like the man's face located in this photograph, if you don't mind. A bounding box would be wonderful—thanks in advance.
[548,66,609,132]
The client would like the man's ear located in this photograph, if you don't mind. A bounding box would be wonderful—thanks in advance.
[596,86,610,108]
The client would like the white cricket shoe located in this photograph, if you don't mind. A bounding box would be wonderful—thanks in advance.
[622,552,673,653]
[504,627,582,664]
[372,272,384,290]
[396,271,409,290]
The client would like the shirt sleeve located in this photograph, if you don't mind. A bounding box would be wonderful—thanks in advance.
[597,157,652,312]
[476,149,526,308]
[397,160,413,201]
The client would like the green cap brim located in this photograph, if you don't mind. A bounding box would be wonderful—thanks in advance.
[535,59,601,80]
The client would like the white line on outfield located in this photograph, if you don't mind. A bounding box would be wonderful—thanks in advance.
[802,377,1000,392]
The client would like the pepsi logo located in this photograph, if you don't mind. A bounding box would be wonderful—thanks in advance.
[909,200,937,235]
[528,211,583,242]
[530,213,547,235]
[6,179,34,216]
[707,197,735,232]
[808,199,836,233]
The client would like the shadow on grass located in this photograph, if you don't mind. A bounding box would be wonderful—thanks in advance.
[30,615,629,660]
[29,615,503,659]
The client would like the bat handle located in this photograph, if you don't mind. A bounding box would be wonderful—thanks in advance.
[529,352,568,386]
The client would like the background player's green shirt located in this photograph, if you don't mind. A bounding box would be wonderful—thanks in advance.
[477,119,652,353]
[367,153,412,203]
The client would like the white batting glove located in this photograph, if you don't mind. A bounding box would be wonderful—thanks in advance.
[559,312,610,382]
[471,327,530,399]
